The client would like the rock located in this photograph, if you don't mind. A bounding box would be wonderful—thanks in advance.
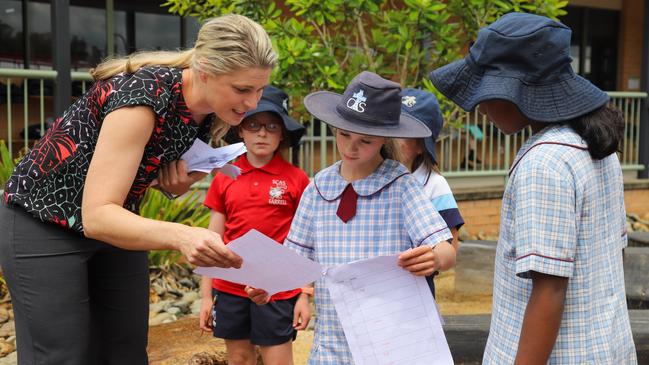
[632,222,649,232]
[179,278,197,290]
[0,350,16,365]
[458,227,472,242]
[182,291,201,303]
[0,341,15,357]
[149,312,174,326]
[188,352,220,365]
[0,322,15,338]
[149,299,172,314]
[152,283,166,296]
[166,307,182,315]
[0,308,9,325]
[191,299,203,315]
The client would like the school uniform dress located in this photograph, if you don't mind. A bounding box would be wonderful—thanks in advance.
[483,125,637,364]
[412,165,464,230]
[285,159,452,365]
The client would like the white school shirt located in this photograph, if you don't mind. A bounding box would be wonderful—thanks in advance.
[412,165,464,230]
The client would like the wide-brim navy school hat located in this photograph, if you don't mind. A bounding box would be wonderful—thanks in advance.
[225,86,305,148]
[429,12,609,123]
[304,71,431,138]
[400,88,443,164]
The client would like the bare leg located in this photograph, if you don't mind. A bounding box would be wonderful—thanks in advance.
[258,340,294,365]
[225,339,257,365]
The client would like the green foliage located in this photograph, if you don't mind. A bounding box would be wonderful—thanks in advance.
[162,0,567,124]
[0,140,17,187]
[139,188,211,267]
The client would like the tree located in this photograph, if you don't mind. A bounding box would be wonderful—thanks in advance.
[162,0,567,124]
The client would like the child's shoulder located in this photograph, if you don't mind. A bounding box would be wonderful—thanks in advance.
[515,125,588,176]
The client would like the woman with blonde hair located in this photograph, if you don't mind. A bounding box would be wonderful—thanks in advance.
[1,14,275,365]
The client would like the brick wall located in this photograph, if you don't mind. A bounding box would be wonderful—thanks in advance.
[457,188,649,236]
[618,0,644,91]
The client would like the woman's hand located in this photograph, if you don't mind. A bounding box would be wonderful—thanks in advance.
[179,227,242,268]
[199,295,214,332]
[156,160,206,196]
[245,286,271,305]
[293,293,312,330]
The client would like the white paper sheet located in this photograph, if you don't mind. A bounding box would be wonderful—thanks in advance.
[180,139,246,175]
[325,255,454,365]
[194,229,324,296]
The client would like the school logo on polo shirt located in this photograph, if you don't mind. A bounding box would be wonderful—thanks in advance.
[269,179,288,205]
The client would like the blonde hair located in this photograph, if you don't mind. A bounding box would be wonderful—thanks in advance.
[90,14,277,140]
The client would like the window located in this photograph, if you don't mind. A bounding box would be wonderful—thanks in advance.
[561,6,619,91]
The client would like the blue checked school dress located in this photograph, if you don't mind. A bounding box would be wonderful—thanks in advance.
[483,124,637,364]
[285,159,452,365]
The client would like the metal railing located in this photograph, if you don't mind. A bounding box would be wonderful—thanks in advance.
[435,91,647,178]
[0,68,93,157]
[0,68,646,181]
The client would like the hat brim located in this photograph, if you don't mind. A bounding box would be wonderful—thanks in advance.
[304,91,432,138]
[423,137,437,164]
[227,102,306,148]
[429,59,609,123]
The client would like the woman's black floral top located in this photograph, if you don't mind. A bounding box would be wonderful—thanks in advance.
[4,66,213,234]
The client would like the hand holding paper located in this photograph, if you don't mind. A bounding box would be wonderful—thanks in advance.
[180,139,246,177]
[195,229,324,296]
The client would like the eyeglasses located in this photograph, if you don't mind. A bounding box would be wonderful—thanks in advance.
[241,119,282,133]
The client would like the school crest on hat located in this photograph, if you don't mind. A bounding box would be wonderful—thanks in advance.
[303,71,431,138]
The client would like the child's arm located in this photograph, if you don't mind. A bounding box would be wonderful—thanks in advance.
[515,272,568,365]
[398,240,456,276]
[199,211,226,331]
[293,288,312,330]
[199,276,214,332]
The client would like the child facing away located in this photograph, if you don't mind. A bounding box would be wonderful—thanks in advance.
[430,13,637,364]
[397,88,465,296]
[249,71,456,364]
[199,86,312,365]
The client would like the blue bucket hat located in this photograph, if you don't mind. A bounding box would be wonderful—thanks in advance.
[304,71,431,138]
[429,12,609,123]
[400,88,443,164]
[225,86,305,148]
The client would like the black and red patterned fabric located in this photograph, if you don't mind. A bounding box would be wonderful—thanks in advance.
[4,67,213,234]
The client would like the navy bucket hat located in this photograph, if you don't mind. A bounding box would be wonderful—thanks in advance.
[225,86,305,148]
[429,12,609,123]
[400,88,443,164]
[304,71,431,138]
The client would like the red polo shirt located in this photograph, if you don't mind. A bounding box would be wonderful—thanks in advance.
[204,153,310,300]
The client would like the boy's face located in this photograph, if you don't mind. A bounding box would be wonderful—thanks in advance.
[478,100,530,135]
[335,129,386,168]
[238,112,284,159]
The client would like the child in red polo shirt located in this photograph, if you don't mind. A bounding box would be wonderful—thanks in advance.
[199,86,311,365]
